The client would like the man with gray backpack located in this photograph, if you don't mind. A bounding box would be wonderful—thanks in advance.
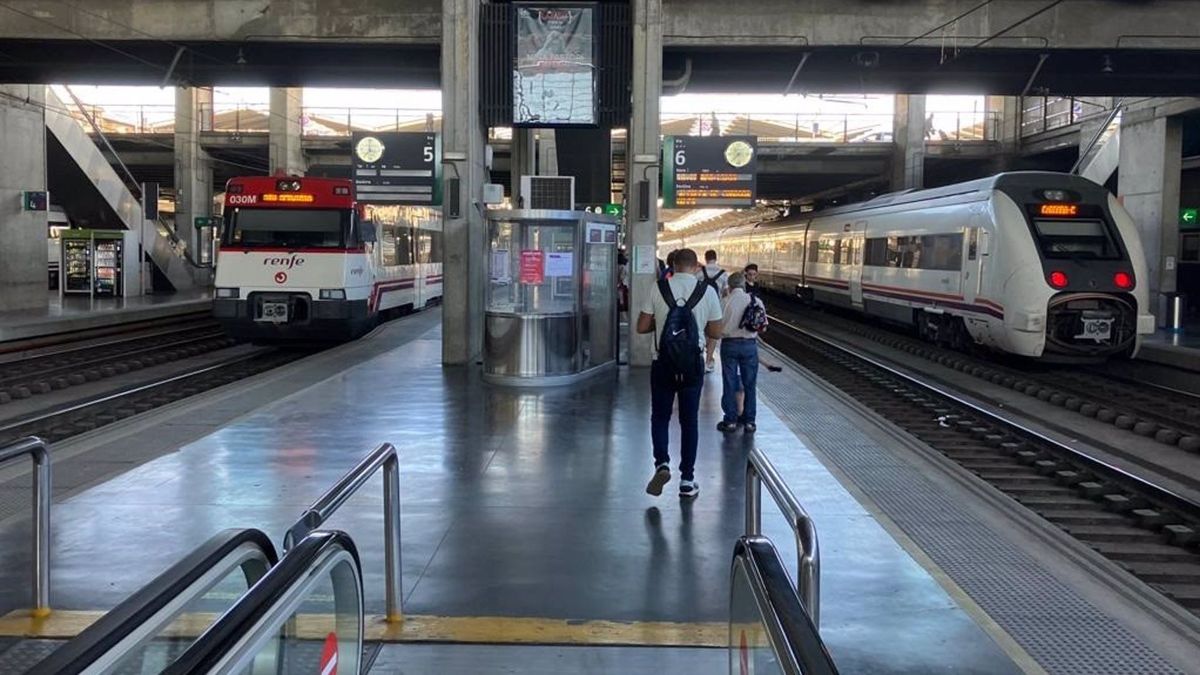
[717,271,768,434]
[636,248,723,499]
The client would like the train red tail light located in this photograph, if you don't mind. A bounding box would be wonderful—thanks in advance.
[1048,271,1069,289]
[1113,271,1134,289]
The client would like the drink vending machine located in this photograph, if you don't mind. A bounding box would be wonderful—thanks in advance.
[59,230,141,298]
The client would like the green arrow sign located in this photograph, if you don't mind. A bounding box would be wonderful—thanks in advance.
[1182,208,1199,228]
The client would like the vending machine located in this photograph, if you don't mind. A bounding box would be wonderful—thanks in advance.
[59,230,141,298]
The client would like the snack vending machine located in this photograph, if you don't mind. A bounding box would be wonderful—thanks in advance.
[59,230,141,298]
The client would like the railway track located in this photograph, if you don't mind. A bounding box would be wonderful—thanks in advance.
[0,322,235,405]
[0,347,314,447]
[773,301,1200,452]
[764,316,1200,617]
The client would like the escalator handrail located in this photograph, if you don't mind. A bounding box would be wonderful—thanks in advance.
[164,530,361,675]
[733,536,840,675]
[28,528,278,675]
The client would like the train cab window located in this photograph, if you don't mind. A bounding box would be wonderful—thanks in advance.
[225,209,349,248]
[1033,219,1120,259]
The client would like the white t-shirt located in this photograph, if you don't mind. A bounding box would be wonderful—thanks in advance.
[641,273,723,356]
[696,263,729,297]
[721,288,765,339]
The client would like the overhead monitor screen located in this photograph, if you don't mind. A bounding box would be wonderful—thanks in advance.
[513,4,597,126]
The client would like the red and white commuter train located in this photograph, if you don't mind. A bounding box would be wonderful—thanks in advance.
[213,176,443,341]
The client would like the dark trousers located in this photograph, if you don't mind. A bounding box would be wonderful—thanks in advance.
[721,338,759,424]
[650,359,704,481]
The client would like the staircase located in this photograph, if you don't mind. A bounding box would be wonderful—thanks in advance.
[1074,106,1122,186]
[43,87,205,292]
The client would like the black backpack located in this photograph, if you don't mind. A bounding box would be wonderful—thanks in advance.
[657,278,708,386]
[701,267,725,293]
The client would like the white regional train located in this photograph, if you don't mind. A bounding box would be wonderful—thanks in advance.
[663,172,1156,360]
[213,176,443,341]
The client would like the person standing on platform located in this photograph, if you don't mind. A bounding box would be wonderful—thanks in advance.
[697,250,728,373]
[742,262,782,376]
[637,248,723,499]
[717,272,767,433]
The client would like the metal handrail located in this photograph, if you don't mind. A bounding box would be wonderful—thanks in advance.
[1071,98,1125,176]
[0,436,51,616]
[283,442,402,621]
[745,446,820,628]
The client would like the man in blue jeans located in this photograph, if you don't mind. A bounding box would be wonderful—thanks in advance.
[637,248,723,498]
[717,271,765,433]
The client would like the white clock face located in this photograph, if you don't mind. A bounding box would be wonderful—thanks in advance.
[724,140,754,168]
[355,136,385,163]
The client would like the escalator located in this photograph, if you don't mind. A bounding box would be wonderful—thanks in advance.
[28,529,277,674]
[729,536,839,675]
[44,87,207,292]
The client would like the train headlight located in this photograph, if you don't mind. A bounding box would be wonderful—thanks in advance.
[1113,271,1134,290]
[1047,271,1069,289]
[319,289,347,300]
[215,287,240,299]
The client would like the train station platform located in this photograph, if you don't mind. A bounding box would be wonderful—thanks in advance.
[0,291,212,345]
[0,310,1195,673]
[1138,328,1200,373]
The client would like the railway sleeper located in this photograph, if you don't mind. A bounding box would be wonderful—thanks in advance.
[1153,583,1200,608]
[1020,495,1109,510]
[1118,562,1200,585]
[1066,525,1164,543]
[1039,509,1132,526]
[1087,540,1200,563]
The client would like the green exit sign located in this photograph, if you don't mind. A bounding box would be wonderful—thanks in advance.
[1182,208,1199,229]
[194,216,219,227]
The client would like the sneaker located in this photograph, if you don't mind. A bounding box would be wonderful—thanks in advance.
[743,422,757,433]
[645,465,671,496]
[679,480,699,498]
[717,421,739,433]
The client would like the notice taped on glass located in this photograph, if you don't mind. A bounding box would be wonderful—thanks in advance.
[661,135,758,208]
[513,3,596,126]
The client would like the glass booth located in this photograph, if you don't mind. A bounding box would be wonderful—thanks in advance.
[485,210,619,385]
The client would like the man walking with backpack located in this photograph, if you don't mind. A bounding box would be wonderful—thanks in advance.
[637,248,723,499]
[697,250,727,372]
[718,272,767,433]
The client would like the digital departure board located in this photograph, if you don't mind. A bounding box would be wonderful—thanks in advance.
[352,132,442,205]
[661,135,758,208]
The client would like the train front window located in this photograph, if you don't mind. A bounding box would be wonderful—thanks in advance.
[1033,219,1119,259]
[225,209,350,248]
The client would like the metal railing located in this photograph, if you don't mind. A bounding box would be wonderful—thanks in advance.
[0,436,52,617]
[72,102,998,144]
[1020,96,1112,137]
[283,442,402,622]
[745,446,820,628]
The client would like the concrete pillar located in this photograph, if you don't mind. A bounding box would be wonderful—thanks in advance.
[891,94,926,191]
[174,86,214,259]
[1118,114,1183,309]
[510,127,535,206]
[441,0,488,365]
[0,85,47,311]
[269,87,305,176]
[626,0,663,366]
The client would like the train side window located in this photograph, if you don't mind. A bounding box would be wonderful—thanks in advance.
[395,228,414,265]
[864,238,887,266]
[808,240,821,263]
[917,233,963,271]
[968,228,978,261]
[430,230,444,264]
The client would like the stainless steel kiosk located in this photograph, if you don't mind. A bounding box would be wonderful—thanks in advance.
[484,210,619,385]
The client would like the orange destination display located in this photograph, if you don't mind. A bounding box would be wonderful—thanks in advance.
[1039,203,1079,217]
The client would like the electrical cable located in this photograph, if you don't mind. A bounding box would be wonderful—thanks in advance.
[902,0,996,47]
[975,0,1066,49]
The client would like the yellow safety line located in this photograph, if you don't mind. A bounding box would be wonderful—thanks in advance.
[0,610,729,648]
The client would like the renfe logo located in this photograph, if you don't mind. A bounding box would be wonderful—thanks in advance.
[228,194,258,205]
[263,255,305,269]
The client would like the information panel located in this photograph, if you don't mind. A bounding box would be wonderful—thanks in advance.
[661,135,758,208]
[513,3,597,126]
[352,132,442,205]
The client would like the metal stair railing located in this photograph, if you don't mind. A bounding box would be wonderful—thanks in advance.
[1071,98,1125,177]
[0,436,51,617]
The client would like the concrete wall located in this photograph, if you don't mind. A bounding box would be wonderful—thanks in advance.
[661,0,1200,48]
[0,85,47,311]
[0,0,441,41]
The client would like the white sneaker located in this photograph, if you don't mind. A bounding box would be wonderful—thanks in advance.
[679,480,699,498]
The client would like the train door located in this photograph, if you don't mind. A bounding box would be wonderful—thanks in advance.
[848,220,867,308]
[962,218,988,305]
